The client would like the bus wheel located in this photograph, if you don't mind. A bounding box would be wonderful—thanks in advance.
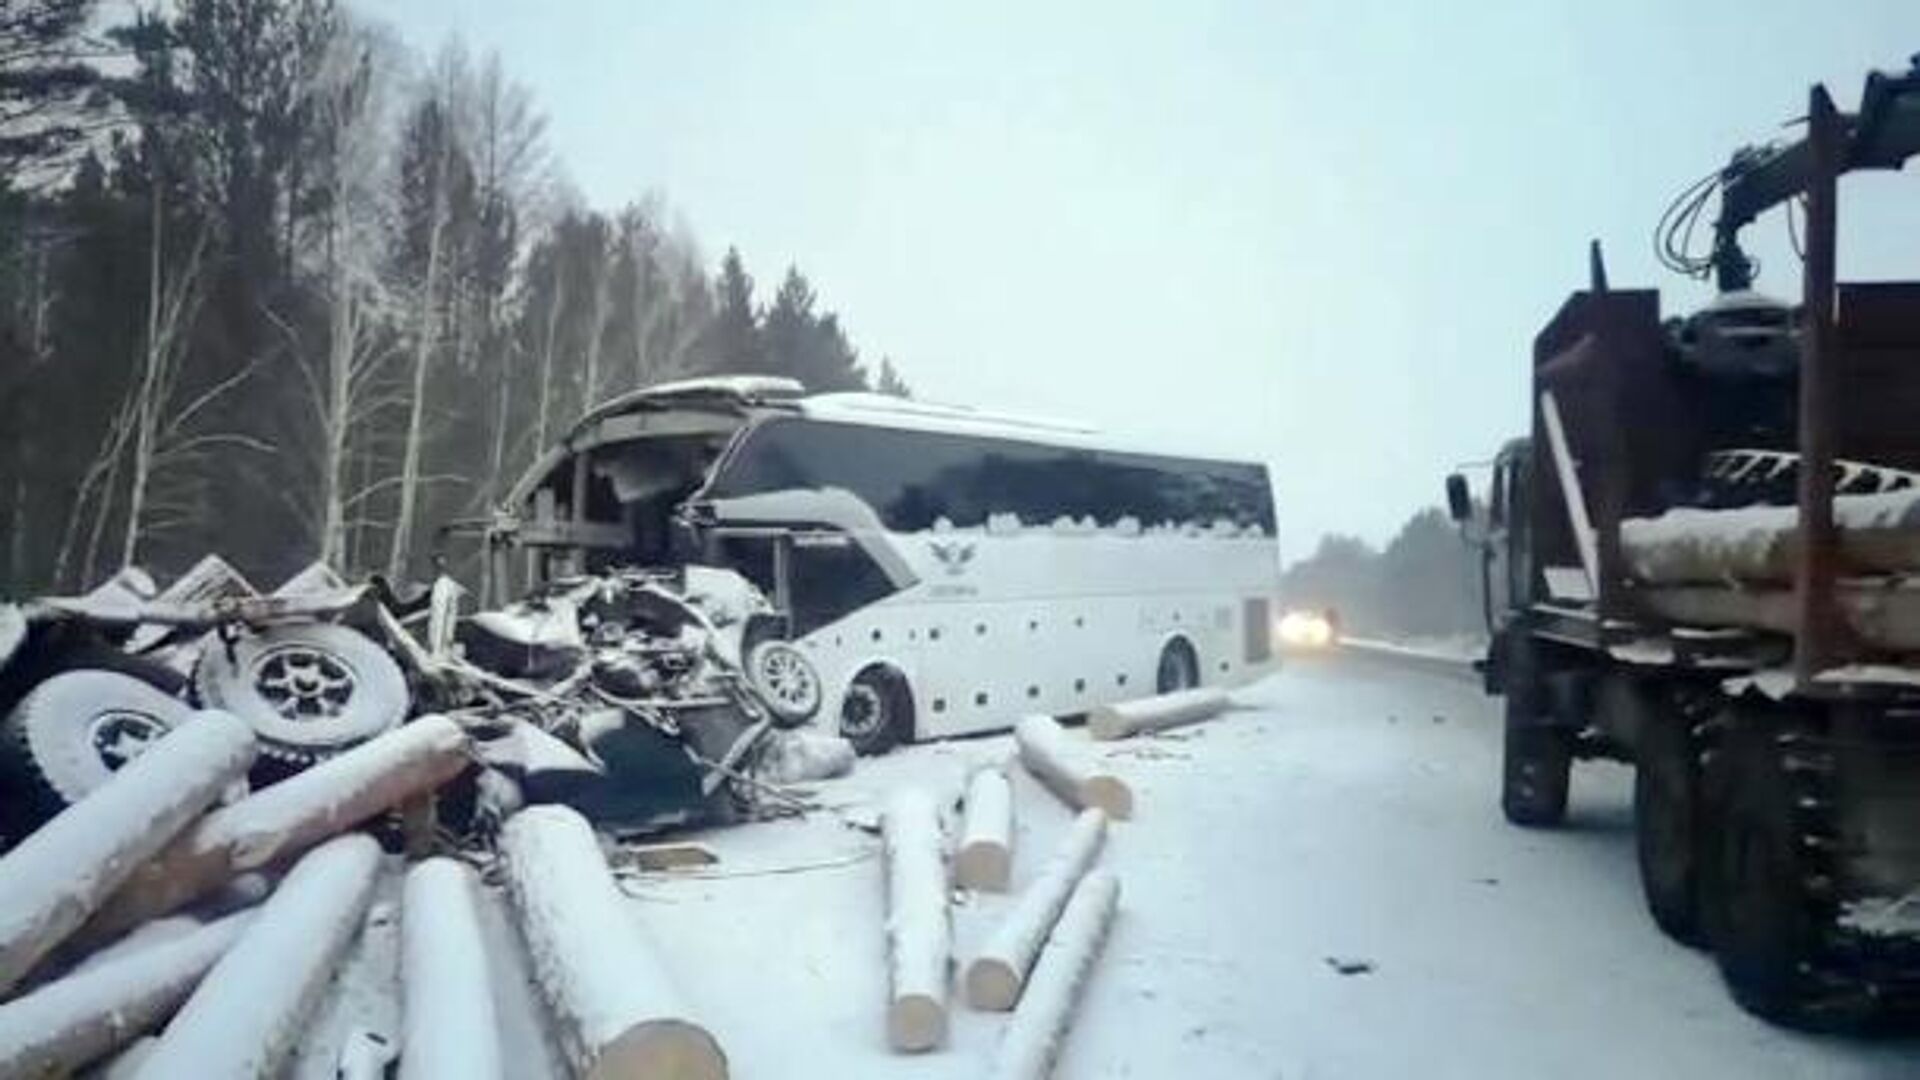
[1156,639,1199,695]
[841,667,912,756]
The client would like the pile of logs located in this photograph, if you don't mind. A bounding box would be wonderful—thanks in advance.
[0,712,729,1080]
[876,694,1215,1077]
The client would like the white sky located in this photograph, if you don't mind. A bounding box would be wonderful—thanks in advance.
[365,0,1920,559]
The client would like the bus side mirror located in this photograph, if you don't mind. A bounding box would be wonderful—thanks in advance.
[1445,473,1472,523]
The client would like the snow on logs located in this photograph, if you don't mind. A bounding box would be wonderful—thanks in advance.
[1621,489,1920,586]
[1087,688,1230,741]
[84,715,470,942]
[500,805,727,1080]
[965,808,1108,1012]
[134,833,383,1080]
[882,788,951,1052]
[1015,715,1132,820]
[0,710,256,995]
[987,871,1121,1080]
[956,765,1014,892]
[0,912,251,1077]
[401,858,501,1080]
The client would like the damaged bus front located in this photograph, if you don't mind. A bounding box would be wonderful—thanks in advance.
[481,375,1283,755]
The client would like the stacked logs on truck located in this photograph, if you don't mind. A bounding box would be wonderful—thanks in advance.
[1621,490,1920,652]
[0,714,483,1077]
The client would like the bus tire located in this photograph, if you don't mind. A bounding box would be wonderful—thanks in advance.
[840,666,912,757]
[1635,703,1704,946]
[1156,638,1200,695]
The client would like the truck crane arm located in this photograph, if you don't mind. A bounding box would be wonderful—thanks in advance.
[1712,58,1920,291]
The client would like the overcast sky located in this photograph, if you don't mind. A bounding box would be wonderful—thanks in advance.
[365,0,1920,559]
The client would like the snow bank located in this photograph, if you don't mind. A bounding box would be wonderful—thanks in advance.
[0,710,255,994]
[135,833,383,1080]
[757,730,857,784]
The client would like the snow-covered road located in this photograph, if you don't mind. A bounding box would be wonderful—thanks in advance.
[426,658,1920,1078]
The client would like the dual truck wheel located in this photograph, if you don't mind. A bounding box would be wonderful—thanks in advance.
[1502,677,1891,1032]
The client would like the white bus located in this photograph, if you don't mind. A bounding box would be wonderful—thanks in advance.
[489,376,1281,754]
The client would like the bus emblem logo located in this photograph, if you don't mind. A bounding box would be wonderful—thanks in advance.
[929,539,976,576]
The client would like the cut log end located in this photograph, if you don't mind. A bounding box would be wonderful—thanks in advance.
[887,993,948,1053]
[965,958,1022,1012]
[589,1020,728,1080]
[1079,777,1133,820]
[955,842,1011,892]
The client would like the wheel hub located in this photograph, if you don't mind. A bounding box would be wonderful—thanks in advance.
[255,646,357,721]
[760,650,815,708]
[841,684,884,739]
[89,709,167,769]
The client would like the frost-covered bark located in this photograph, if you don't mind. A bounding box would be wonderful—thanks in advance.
[882,788,950,1052]
[401,858,502,1080]
[499,805,726,1080]
[1621,489,1920,586]
[133,834,382,1080]
[1088,688,1230,741]
[83,716,469,944]
[1015,716,1132,820]
[956,765,1013,892]
[0,912,251,1077]
[966,808,1108,1011]
[0,711,255,994]
[988,870,1121,1080]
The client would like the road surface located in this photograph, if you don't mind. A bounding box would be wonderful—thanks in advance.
[301,654,1920,1078]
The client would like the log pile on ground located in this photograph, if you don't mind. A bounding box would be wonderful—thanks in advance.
[1016,715,1133,819]
[501,804,728,1080]
[988,870,1122,1080]
[1087,687,1229,741]
[882,788,951,1052]
[956,765,1013,892]
[965,809,1108,1011]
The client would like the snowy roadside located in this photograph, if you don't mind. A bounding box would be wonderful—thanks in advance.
[305,664,1918,1078]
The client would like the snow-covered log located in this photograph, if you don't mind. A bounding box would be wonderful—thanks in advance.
[134,833,382,1080]
[987,870,1121,1080]
[84,715,469,943]
[499,806,727,1080]
[965,809,1107,1011]
[882,788,950,1052]
[1087,688,1230,741]
[1015,716,1132,820]
[401,858,501,1080]
[0,710,255,994]
[0,912,251,1077]
[1639,580,1920,652]
[956,766,1013,892]
[1621,489,1920,586]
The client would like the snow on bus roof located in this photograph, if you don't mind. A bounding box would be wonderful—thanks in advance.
[793,392,1260,468]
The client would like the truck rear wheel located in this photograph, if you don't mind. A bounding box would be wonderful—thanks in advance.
[1635,703,1704,946]
[1502,694,1571,827]
[1703,709,1879,1032]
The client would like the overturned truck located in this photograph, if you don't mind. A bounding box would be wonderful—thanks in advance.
[1448,62,1920,1030]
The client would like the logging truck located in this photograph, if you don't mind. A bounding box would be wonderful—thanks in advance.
[1445,62,1920,1030]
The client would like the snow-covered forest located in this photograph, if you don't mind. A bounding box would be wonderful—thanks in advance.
[0,0,910,596]
[1281,506,1483,641]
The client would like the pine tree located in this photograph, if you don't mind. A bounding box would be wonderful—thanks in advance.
[875,357,911,397]
[699,246,759,373]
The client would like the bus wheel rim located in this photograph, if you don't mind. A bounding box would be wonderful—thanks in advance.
[841,683,885,739]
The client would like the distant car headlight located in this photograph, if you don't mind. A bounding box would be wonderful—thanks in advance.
[1277,610,1335,650]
